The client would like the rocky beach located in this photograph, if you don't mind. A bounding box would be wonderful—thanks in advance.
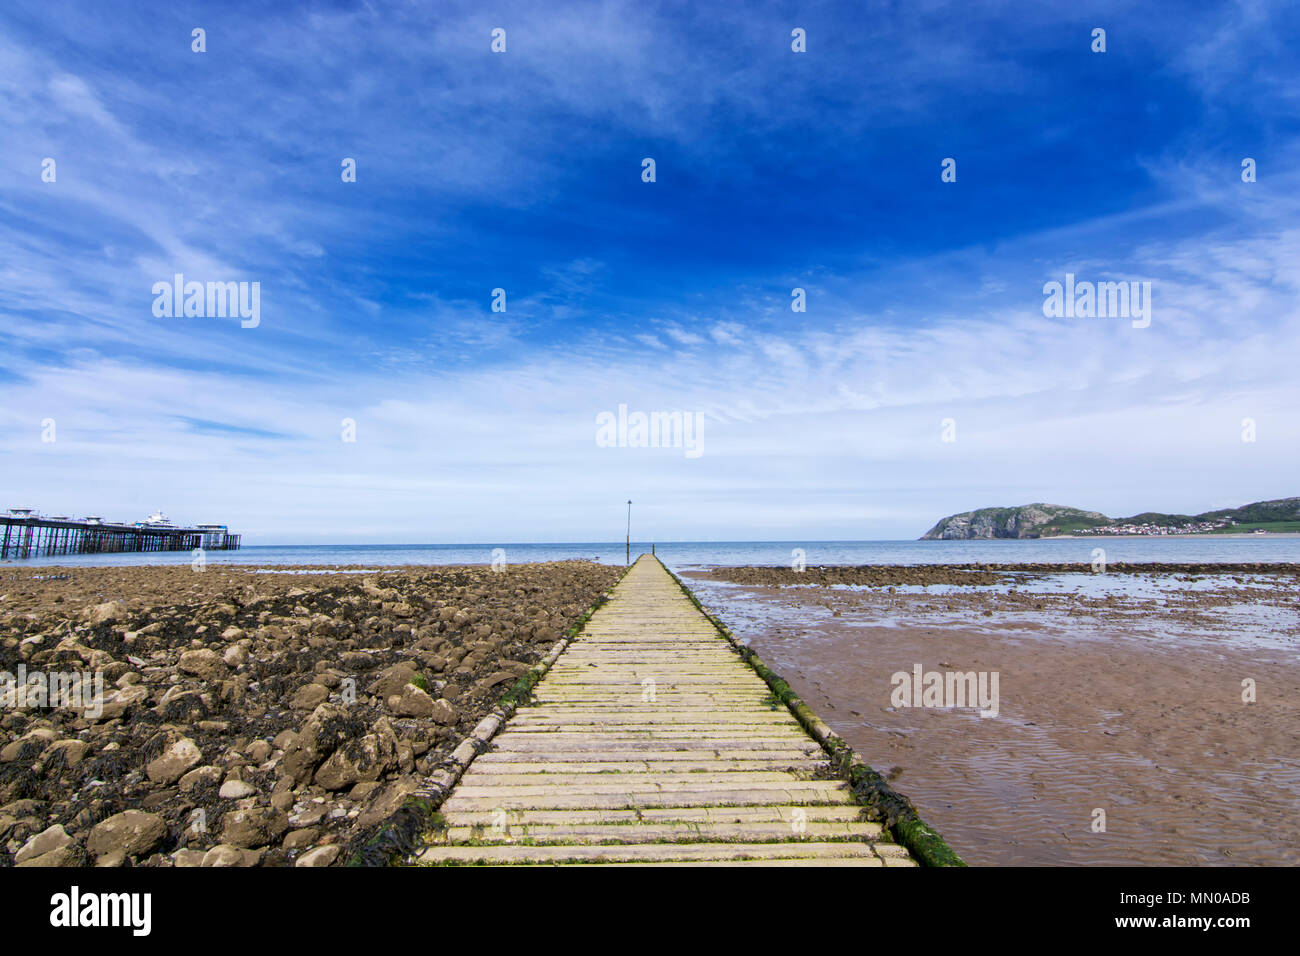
[0,561,620,867]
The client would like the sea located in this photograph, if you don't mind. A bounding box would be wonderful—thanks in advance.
[7,537,1300,571]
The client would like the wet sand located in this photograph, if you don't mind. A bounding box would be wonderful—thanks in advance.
[682,565,1300,866]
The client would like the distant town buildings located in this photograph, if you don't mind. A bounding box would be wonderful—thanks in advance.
[1075,520,1233,536]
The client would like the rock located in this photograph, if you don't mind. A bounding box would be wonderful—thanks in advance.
[282,827,319,850]
[200,844,246,867]
[171,848,207,867]
[178,648,227,679]
[215,680,247,707]
[95,684,148,721]
[15,824,73,864]
[88,649,118,671]
[357,777,420,827]
[87,810,166,861]
[430,697,458,725]
[386,683,435,718]
[272,730,297,751]
[179,765,222,792]
[46,739,90,767]
[479,669,523,692]
[348,781,381,801]
[221,807,289,848]
[220,626,244,641]
[314,729,397,790]
[280,703,365,785]
[339,650,379,670]
[222,644,248,667]
[87,601,125,625]
[415,651,449,673]
[141,790,173,811]
[147,738,203,785]
[288,805,327,828]
[219,779,256,799]
[295,845,340,867]
[154,688,209,721]
[0,738,39,762]
[312,751,356,791]
[16,844,79,867]
[922,503,1111,540]
[290,683,330,710]
[366,661,420,699]
[247,739,273,762]
[1,798,43,817]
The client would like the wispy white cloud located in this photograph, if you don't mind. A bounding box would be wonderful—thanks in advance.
[3,217,1296,539]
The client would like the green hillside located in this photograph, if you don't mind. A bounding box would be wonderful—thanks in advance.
[922,497,1300,539]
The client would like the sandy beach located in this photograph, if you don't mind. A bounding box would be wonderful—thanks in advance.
[683,563,1300,866]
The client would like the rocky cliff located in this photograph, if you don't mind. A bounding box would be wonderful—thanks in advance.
[920,497,1300,539]
[921,504,1109,540]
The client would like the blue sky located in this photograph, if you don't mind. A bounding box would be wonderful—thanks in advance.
[2,0,1298,543]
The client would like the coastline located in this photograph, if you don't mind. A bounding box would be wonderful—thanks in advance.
[1039,532,1300,540]
[9,533,1300,574]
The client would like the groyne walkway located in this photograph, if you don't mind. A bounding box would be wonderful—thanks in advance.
[418,554,917,866]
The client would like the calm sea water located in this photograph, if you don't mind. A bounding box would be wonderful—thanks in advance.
[7,537,1300,570]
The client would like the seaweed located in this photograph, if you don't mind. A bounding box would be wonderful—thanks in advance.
[662,557,967,867]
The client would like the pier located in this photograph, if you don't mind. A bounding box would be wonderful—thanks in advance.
[0,511,240,560]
